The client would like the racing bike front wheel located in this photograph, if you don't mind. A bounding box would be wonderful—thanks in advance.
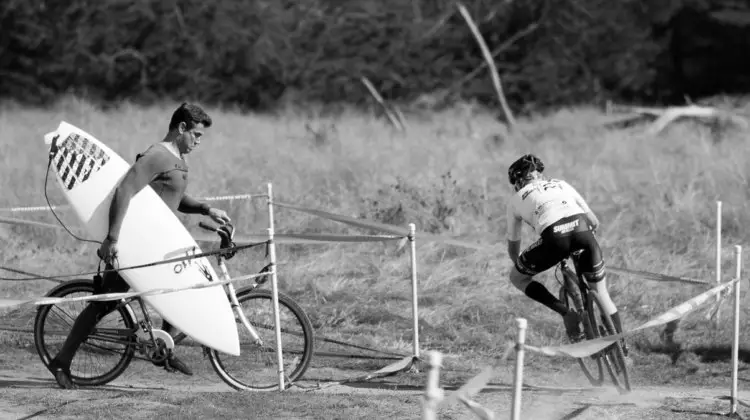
[207,288,315,391]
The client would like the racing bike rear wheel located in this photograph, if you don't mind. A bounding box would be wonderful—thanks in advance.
[588,290,631,393]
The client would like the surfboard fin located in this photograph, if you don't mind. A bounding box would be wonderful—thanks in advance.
[44,131,58,145]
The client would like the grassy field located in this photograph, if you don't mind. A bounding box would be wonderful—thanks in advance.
[1,96,750,417]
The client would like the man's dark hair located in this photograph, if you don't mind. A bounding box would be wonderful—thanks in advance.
[169,102,212,131]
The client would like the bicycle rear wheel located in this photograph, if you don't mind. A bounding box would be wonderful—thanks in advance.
[559,267,604,387]
[34,279,137,386]
[588,290,631,393]
[207,288,315,391]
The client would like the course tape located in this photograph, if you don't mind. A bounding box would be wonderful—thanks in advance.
[199,193,267,201]
[608,266,710,285]
[0,267,65,283]
[0,271,271,310]
[524,278,738,359]
[441,342,515,408]
[0,216,67,230]
[0,205,63,213]
[0,198,727,287]
[272,201,487,250]
[195,232,404,245]
[0,193,267,213]
[0,240,269,282]
[310,354,416,391]
[273,201,408,236]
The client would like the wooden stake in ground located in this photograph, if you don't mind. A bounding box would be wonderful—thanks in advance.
[457,3,517,132]
[360,76,406,132]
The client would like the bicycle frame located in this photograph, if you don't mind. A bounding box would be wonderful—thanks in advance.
[88,244,271,360]
[213,252,265,345]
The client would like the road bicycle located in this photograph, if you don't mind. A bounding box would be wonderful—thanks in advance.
[33,222,315,391]
[557,249,631,393]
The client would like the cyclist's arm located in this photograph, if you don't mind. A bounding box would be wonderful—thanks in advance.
[178,194,210,215]
[565,181,600,231]
[106,154,162,241]
[507,239,521,264]
[506,204,523,264]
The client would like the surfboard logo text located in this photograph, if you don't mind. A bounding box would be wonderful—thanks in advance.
[170,247,213,282]
[51,133,110,191]
[173,247,199,274]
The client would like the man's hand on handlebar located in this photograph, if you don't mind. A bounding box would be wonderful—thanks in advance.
[199,221,237,259]
[207,207,231,225]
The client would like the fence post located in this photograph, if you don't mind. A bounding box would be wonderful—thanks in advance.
[409,223,420,359]
[422,351,443,420]
[266,182,285,391]
[511,318,528,420]
[730,245,742,415]
[715,201,723,326]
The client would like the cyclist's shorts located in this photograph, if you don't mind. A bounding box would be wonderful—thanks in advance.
[515,213,604,277]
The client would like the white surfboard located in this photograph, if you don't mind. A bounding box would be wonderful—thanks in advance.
[43,121,240,356]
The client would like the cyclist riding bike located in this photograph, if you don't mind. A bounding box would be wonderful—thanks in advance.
[505,154,627,353]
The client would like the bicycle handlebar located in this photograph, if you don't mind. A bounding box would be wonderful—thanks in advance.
[198,221,238,260]
[199,221,220,232]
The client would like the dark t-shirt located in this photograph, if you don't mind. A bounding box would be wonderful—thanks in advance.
[107,143,207,240]
[135,143,190,213]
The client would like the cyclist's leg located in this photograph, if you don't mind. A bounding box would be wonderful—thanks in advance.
[49,267,129,382]
[511,238,569,316]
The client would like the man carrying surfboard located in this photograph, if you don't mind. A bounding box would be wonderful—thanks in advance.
[48,103,232,389]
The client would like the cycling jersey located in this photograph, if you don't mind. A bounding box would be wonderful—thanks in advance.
[506,178,591,241]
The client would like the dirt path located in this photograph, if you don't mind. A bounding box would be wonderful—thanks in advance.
[1,343,748,420]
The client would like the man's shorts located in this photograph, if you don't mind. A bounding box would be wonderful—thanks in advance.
[515,213,605,279]
[93,263,131,295]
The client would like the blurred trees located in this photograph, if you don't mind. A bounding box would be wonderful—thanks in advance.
[1,0,749,112]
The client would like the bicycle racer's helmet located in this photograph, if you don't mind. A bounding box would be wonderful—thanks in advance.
[508,154,545,186]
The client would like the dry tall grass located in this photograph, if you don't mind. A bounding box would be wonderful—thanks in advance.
[1,96,748,359]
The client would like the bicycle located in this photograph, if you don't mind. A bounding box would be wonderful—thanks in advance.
[33,222,315,391]
[557,249,631,393]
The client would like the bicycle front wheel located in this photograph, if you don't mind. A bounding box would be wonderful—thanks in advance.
[208,288,315,391]
[588,290,632,393]
[34,279,137,386]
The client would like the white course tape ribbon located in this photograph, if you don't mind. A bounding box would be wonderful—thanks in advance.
[199,193,267,202]
[525,278,738,359]
[609,266,710,285]
[441,342,515,407]
[0,205,63,213]
[0,193,265,213]
[0,271,272,310]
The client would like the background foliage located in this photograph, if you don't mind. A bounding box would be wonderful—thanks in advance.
[2,0,750,112]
